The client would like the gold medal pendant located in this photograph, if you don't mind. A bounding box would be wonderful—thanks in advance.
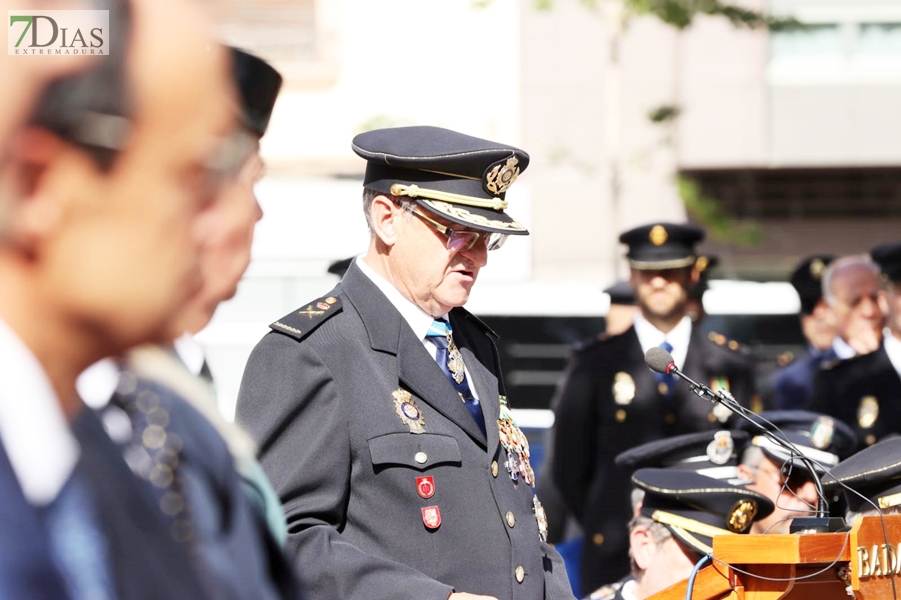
[497,396,535,486]
[446,335,465,384]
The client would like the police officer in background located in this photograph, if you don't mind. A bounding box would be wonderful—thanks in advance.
[236,126,574,600]
[810,243,901,448]
[549,222,756,595]
[770,255,836,410]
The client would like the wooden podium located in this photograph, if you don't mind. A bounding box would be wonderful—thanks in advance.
[647,515,901,600]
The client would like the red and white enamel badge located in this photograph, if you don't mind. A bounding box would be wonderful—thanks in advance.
[416,476,435,499]
[421,506,441,529]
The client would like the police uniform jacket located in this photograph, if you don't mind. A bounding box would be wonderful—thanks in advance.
[236,262,574,600]
[809,343,901,449]
[549,325,754,594]
[770,347,836,410]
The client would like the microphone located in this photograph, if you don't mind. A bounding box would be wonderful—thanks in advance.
[643,346,831,521]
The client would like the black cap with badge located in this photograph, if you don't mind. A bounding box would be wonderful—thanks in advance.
[619,223,705,270]
[789,255,834,315]
[633,468,774,555]
[823,437,901,513]
[871,242,901,283]
[616,430,749,484]
[603,281,635,306]
[352,126,529,236]
[230,48,283,138]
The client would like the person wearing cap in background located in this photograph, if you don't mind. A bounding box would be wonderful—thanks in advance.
[603,281,639,337]
[736,410,857,534]
[327,256,354,279]
[685,255,718,325]
[810,243,901,449]
[236,126,574,600]
[589,469,773,600]
[818,254,884,361]
[769,255,837,410]
[548,222,755,595]
[583,429,750,600]
[823,436,901,524]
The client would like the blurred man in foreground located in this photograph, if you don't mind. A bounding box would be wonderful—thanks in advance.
[0,0,236,595]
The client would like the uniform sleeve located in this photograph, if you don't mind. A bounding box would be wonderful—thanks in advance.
[541,539,578,600]
[548,348,598,522]
[236,333,454,600]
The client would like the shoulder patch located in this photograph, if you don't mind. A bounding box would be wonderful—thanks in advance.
[454,307,498,340]
[270,294,342,342]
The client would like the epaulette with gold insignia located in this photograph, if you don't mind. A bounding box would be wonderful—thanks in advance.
[821,357,841,371]
[270,294,342,342]
[707,331,747,353]
[777,351,795,367]
[454,307,498,340]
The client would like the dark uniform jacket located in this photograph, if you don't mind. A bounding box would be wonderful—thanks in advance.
[236,263,574,600]
[549,325,754,595]
[809,343,901,449]
[771,347,836,410]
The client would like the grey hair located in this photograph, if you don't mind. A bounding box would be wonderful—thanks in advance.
[362,188,414,236]
[822,254,881,306]
[740,445,765,470]
[628,513,672,578]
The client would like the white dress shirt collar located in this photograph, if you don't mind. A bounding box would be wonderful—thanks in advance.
[0,317,79,506]
[883,331,901,379]
[832,336,857,361]
[633,313,692,369]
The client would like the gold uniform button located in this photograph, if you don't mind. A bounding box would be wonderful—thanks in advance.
[414,452,428,464]
[665,413,676,425]
[515,566,525,583]
[708,412,717,423]
[505,511,515,527]
[615,409,626,423]
[592,533,604,546]
[866,435,876,446]
[491,461,499,477]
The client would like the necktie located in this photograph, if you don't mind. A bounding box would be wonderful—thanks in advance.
[42,472,115,600]
[654,341,675,401]
[426,319,486,436]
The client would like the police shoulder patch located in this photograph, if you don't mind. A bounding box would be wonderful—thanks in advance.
[270,294,342,342]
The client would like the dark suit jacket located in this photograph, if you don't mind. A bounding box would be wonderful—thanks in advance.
[771,347,836,410]
[809,343,901,449]
[71,408,212,600]
[236,262,574,600]
[0,441,70,599]
[549,325,755,594]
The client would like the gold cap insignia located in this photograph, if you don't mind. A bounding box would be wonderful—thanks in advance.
[810,259,825,279]
[809,416,835,450]
[393,389,425,434]
[613,372,636,405]
[484,156,520,195]
[706,431,734,465]
[727,499,757,533]
[649,225,668,246]
[858,396,879,429]
[696,256,709,273]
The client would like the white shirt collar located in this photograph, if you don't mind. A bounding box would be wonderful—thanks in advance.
[832,336,857,360]
[620,578,640,600]
[173,332,205,376]
[883,331,901,378]
[355,255,442,341]
[76,357,119,409]
[633,313,692,369]
[0,317,79,506]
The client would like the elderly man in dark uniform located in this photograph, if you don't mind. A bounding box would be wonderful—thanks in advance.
[236,126,575,600]
[810,242,901,449]
[549,222,756,595]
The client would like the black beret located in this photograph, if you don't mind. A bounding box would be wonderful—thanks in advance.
[327,257,354,278]
[619,223,705,270]
[823,437,901,513]
[633,468,774,555]
[352,126,529,235]
[737,410,857,472]
[789,255,834,315]
[616,430,748,482]
[871,242,901,283]
[603,281,635,306]
[230,48,283,138]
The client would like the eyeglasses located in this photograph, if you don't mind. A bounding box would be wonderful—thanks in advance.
[410,208,507,252]
[753,463,814,495]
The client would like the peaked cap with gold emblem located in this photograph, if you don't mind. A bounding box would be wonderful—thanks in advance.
[871,242,901,283]
[633,468,774,555]
[789,255,834,315]
[618,223,705,270]
[352,126,529,235]
[615,430,749,483]
[823,436,901,513]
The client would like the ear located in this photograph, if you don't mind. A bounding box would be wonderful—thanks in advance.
[629,525,658,572]
[689,267,700,286]
[370,194,401,248]
[878,289,890,317]
[737,463,756,483]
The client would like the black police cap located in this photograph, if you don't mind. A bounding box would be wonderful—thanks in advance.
[737,410,857,473]
[789,255,834,315]
[633,468,774,555]
[603,281,635,306]
[352,126,529,236]
[689,255,719,299]
[327,257,353,278]
[619,223,705,270]
[230,48,283,138]
[616,430,748,482]
[871,242,901,284]
[824,437,901,513]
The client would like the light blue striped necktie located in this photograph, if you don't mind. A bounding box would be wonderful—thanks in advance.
[426,319,486,436]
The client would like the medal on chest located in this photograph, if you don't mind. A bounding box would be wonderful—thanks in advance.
[445,335,466,384]
[497,395,535,486]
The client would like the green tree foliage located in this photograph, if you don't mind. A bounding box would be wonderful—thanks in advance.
[678,176,762,246]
